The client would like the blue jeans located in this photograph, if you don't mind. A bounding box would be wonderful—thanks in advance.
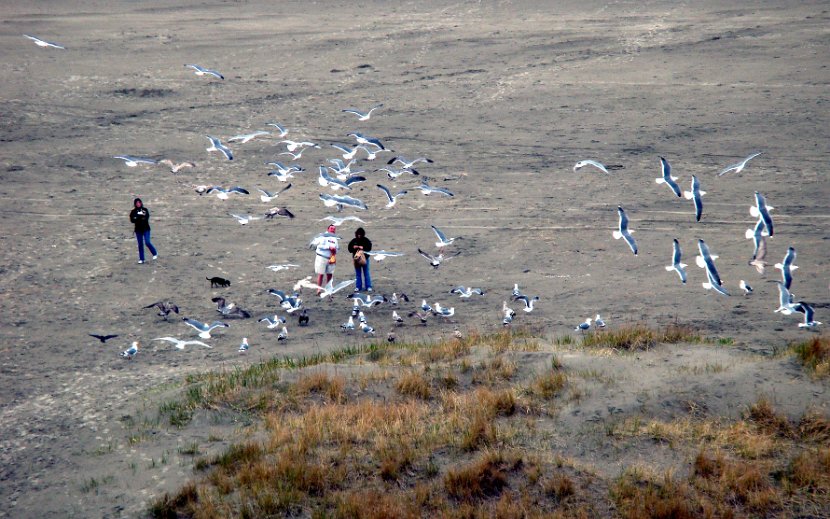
[355,262,371,290]
[136,230,157,261]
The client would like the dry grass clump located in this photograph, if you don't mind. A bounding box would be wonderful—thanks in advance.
[745,396,794,438]
[791,336,830,377]
[294,372,346,403]
[531,370,567,399]
[787,447,830,493]
[611,469,701,519]
[582,323,700,351]
[444,450,514,500]
[396,371,432,400]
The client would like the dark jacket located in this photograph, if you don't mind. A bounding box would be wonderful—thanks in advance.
[130,206,151,233]
[347,236,372,255]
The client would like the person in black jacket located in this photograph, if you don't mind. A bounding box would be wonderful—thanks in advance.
[347,227,373,292]
[129,198,158,264]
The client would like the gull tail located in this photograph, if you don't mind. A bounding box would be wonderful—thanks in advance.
[695,256,706,269]
[612,230,623,240]
[665,265,674,272]
[774,263,783,271]
[749,206,761,218]
[684,190,694,200]
[745,229,755,239]
[655,178,666,184]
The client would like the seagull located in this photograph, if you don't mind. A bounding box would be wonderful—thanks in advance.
[665,238,687,284]
[258,183,292,203]
[185,64,224,80]
[750,191,774,237]
[228,131,269,144]
[144,301,180,320]
[573,160,609,174]
[392,311,404,324]
[23,34,66,49]
[279,139,319,152]
[158,159,195,173]
[379,166,418,180]
[318,166,357,191]
[264,207,295,219]
[703,268,731,296]
[749,234,768,275]
[388,331,397,343]
[365,250,405,261]
[153,337,211,350]
[418,248,459,268]
[683,175,705,222]
[212,297,251,318]
[376,184,408,208]
[319,193,368,211]
[342,103,383,121]
[513,295,539,312]
[655,157,682,198]
[114,155,157,167]
[612,206,638,255]
[348,293,387,307]
[206,186,249,200]
[266,162,303,174]
[277,326,288,341]
[774,247,798,289]
[502,301,516,320]
[431,225,459,248]
[120,342,139,359]
[450,286,485,298]
[695,239,724,290]
[575,318,592,332]
[775,282,798,315]
[718,152,761,176]
[409,311,430,325]
[319,279,355,298]
[293,276,323,292]
[320,215,366,226]
[298,309,309,326]
[331,143,361,160]
[387,156,433,169]
[348,132,385,150]
[89,334,119,343]
[416,181,454,197]
[266,123,288,137]
[421,300,433,313]
[267,264,299,272]
[357,145,390,161]
[229,213,264,225]
[341,316,355,331]
[238,337,249,352]
[268,289,304,312]
[793,302,821,328]
[595,314,606,328]
[512,284,523,298]
[360,322,376,335]
[206,136,233,160]
[259,315,287,329]
[390,293,409,305]
[182,318,229,339]
[280,149,309,160]
[267,170,295,182]
[739,280,753,295]
[432,303,455,317]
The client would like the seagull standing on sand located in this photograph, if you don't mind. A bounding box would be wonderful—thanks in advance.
[238,338,249,352]
[185,64,224,80]
[739,280,753,295]
[573,160,609,174]
[683,175,705,222]
[450,287,485,298]
[120,342,139,359]
[718,152,761,176]
[595,314,606,328]
[206,136,233,160]
[575,318,592,332]
[655,157,682,198]
[612,206,638,255]
[665,239,687,284]
[24,34,66,49]
[342,103,383,121]
[774,247,798,289]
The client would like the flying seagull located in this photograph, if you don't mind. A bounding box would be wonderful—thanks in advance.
[388,156,433,169]
[365,250,404,261]
[320,215,365,226]
[418,248,459,268]
[431,225,459,248]
[793,301,821,328]
[206,136,233,160]
[379,166,419,180]
[331,143,360,160]
[185,64,224,80]
[342,103,383,121]
[655,157,682,197]
[513,295,539,312]
[144,300,180,320]
[416,181,454,197]
[573,160,609,174]
[114,155,157,167]
[450,286,485,298]
[319,193,368,211]
[267,264,299,272]
[718,152,761,176]
[258,183,292,203]
[24,34,66,49]
[266,123,288,137]
[279,139,318,152]
[612,206,638,255]
[696,239,728,296]
[774,282,798,315]
[182,318,229,339]
[376,184,408,208]
[264,207,295,219]
[318,279,355,298]
[348,132,385,150]
[229,213,264,225]
[774,247,798,290]
[228,131,269,144]
[258,315,286,329]
[153,337,211,349]
[664,238,687,284]
[205,186,249,200]
[158,159,195,173]
[683,175,705,222]
[750,191,774,237]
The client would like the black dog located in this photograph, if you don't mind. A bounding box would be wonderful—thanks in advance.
[206,276,231,288]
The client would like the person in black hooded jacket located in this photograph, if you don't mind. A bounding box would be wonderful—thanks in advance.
[347,227,373,292]
[129,198,158,264]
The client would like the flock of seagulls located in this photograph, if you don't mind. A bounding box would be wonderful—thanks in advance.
[26,32,816,360]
